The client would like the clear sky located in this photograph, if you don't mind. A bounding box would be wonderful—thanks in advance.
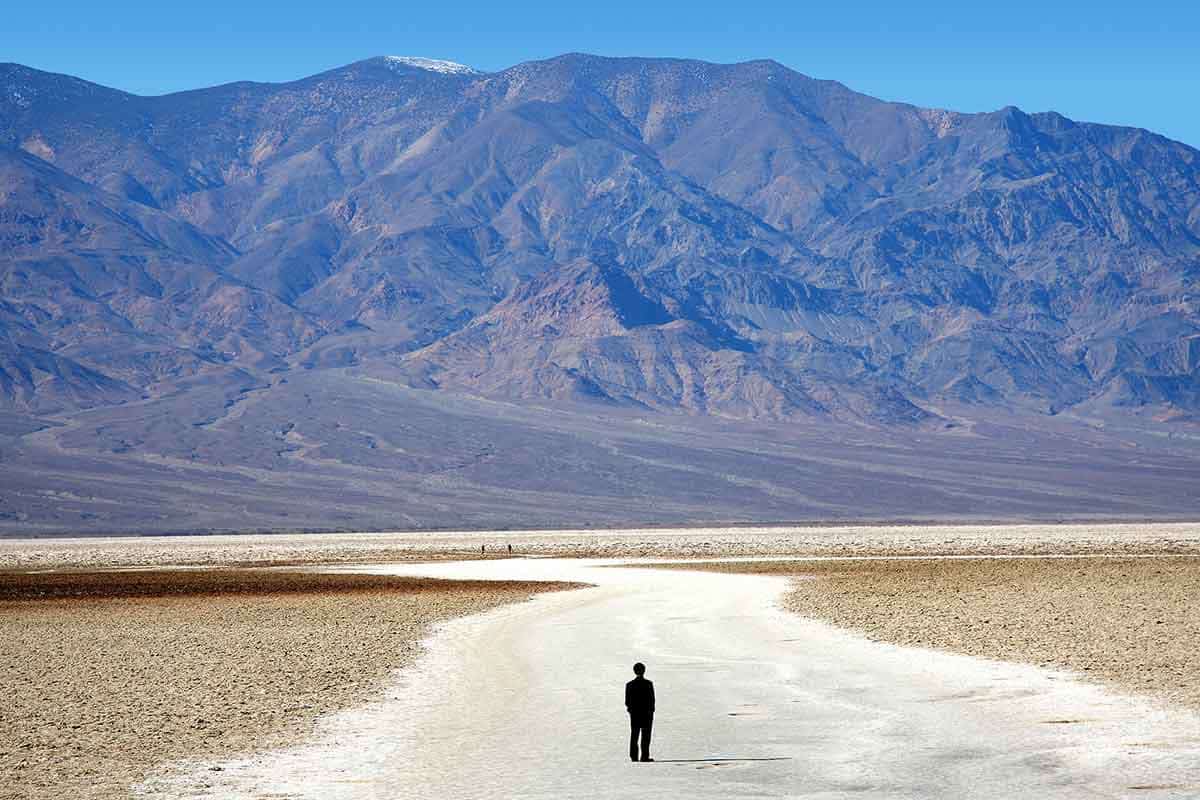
[5,0,1199,148]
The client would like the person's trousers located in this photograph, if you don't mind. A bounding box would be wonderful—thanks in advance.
[629,714,653,761]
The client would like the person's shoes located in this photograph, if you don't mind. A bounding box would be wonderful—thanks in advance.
[631,757,639,763]
[641,757,654,762]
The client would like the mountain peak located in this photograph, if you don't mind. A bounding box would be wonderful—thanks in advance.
[380,56,479,75]
[1,53,1198,427]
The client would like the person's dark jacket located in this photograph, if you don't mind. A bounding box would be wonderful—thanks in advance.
[625,676,655,717]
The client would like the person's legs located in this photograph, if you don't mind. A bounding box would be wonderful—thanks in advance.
[629,715,639,762]
[640,716,653,762]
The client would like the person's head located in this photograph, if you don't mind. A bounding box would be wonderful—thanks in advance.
[633,662,645,676]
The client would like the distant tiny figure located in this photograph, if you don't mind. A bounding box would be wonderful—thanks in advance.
[625,662,655,762]
[481,544,486,555]
[507,543,512,554]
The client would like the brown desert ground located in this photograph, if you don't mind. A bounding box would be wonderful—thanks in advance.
[680,556,1200,711]
[0,569,575,800]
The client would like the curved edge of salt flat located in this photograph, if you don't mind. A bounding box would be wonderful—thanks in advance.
[135,559,1200,800]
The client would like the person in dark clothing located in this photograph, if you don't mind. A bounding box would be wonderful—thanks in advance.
[625,662,655,762]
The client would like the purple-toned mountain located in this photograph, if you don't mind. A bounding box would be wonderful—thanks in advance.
[1,54,1198,423]
[0,148,323,411]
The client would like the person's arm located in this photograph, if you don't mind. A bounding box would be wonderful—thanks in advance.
[625,682,632,712]
[649,681,655,714]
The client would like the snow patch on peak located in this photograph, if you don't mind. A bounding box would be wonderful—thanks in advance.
[918,108,961,138]
[383,56,478,76]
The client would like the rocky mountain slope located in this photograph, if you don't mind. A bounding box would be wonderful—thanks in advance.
[1,53,1198,425]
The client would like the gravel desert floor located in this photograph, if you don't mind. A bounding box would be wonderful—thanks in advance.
[682,555,1200,711]
[0,569,573,800]
[3,523,1200,799]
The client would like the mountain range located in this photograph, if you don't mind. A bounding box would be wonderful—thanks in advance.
[1,53,1198,533]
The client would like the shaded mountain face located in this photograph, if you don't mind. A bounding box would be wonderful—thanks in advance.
[0,147,324,412]
[1,54,1198,422]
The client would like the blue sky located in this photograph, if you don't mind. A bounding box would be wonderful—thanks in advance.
[5,0,1199,147]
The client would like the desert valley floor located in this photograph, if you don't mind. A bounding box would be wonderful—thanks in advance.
[4,525,1200,798]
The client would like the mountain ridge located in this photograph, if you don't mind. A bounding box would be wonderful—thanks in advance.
[5,54,1195,147]
[1,53,1197,424]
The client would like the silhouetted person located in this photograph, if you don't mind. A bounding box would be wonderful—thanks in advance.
[625,662,655,762]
